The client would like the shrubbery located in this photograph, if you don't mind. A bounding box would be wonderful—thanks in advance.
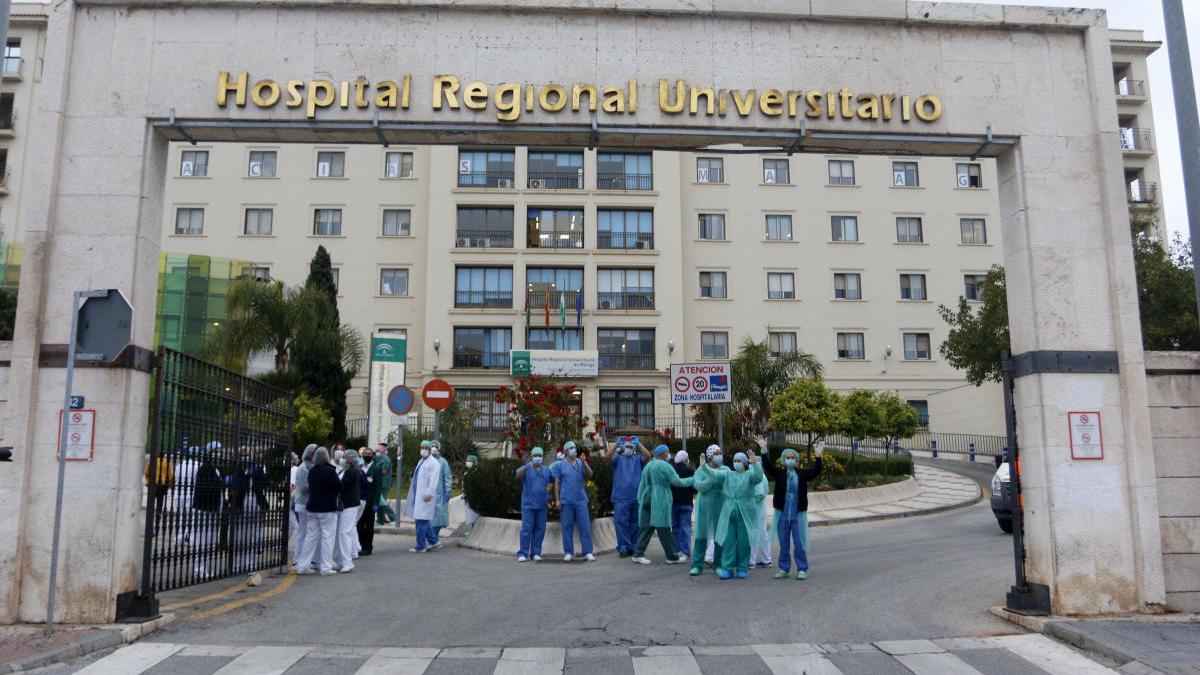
[462,458,524,518]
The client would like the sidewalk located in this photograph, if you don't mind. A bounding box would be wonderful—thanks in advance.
[809,463,982,526]
[0,615,173,674]
[994,610,1200,674]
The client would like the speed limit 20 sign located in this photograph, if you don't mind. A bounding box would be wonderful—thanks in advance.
[670,362,732,404]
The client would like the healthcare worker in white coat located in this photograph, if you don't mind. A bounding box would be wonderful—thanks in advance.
[404,442,442,552]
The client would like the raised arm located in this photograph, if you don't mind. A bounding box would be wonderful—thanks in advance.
[637,440,652,464]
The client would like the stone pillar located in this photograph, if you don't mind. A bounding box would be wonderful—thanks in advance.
[996,24,1166,615]
[0,0,169,624]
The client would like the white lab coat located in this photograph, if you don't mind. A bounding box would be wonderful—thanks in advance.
[405,457,441,521]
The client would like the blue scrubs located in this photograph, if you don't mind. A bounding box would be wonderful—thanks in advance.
[553,459,593,556]
[776,471,809,573]
[610,453,644,555]
[518,463,553,558]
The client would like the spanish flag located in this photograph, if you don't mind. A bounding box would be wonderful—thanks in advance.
[544,290,550,328]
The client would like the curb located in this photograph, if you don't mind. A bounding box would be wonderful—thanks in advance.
[0,613,174,673]
[809,494,982,528]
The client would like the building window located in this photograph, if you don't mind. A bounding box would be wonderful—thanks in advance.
[765,214,793,241]
[907,400,930,427]
[597,268,654,310]
[456,207,514,248]
[896,217,924,243]
[900,274,927,301]
[831,215,859,242]
[180,150,208,177]
[458,149,516,187]
[767,272,796,300]
[599,389,655,430]
[526,267,583,310]
[331,268,340,292]
[313,208,342,236]
[316,151,345,178]
[696,157,724,183]
[769,331,797,357]
[956,162,983,188]
[3,39,20,74]
[457,388,509,432]
[828,159,855,186]
[699,214,726,240]
[0,93,12,130]
[700,271,727,299]
[834,273,862,300]
[384,151,414,179]
[960,218,987,245]
[763,158,790,184]
[964,274,988,301]
[382,209,411,237]
[453,327,512,369]
[904,333,932,360]
[527,327,583,350]
[251,265,271,281]
[248,150,276,177]
[701,331,729,359]
[597,209,653,250]
[527,207,584,249]
[892,161,919,187]
[598,328,655,370]
[174,208,204,235]
[455,266,513,308]
[597,152,652,190]
[528,151,583,189]
[243,208,273,236]
[379,268,409,296]
[837,332,865,360]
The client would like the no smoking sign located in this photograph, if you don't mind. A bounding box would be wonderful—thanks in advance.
[57,409,96,461]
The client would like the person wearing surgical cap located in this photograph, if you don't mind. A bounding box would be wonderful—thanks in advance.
[630,444,694,565]
[670,450,697,559]
[404,440,442,553]
[552,440,595,562]
[428,440,451,551]
[715,449,764,580]
[757,435,824,580]
[602,433,651,557]
[515,447,554,561]
[689,444,729,576]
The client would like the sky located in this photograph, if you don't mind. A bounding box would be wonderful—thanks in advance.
[974,0,1199,240]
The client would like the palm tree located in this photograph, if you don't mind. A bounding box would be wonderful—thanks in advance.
[730,337,823,434]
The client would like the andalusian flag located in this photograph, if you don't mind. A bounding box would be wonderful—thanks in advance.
[560,292,566,329]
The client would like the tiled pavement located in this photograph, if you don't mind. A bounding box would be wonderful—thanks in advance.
[70,635,1118,674]
[808,464,982,524]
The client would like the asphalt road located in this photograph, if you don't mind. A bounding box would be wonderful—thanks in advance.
[134,459,1017,650]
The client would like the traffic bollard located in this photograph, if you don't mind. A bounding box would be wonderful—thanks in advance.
[931,439,938,459]
[969,442,976,463]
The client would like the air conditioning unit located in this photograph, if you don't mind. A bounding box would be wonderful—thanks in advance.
[181,161,194,177]
[529,178,546,189]
[697,168,709,182]
[634,240,649,250]
[456,236,470,247]
[496,178,513,189]
[249,161,262,177]
[317,162,331,177]
[764,168,777,184]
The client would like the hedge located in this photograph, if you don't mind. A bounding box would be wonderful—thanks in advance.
[463,456,616,520]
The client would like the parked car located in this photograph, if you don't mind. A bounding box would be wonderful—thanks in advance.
[990,462,1013,533]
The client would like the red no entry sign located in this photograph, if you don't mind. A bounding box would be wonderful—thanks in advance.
[421,379,455,411]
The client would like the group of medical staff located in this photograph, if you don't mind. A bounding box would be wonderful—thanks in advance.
[515,433,825,580]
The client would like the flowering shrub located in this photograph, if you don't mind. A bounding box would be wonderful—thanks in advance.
[496,376,589,458]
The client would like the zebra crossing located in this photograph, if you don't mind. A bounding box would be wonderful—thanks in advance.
[68,634,1116,675]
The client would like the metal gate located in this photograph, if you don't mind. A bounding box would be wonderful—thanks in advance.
[141,347,294,595]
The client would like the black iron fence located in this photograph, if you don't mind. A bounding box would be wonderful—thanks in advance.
[528,171,584,190]
[142,348,294,595]
[457,170,515,188]
[597,291,655,310]
[455,290,514,308]
[455,229,514,248]
[597,231,654,250]
[597,172,653,190]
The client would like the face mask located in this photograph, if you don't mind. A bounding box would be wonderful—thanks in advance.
[420,449,430,458]
[533,456,543,465]
[567,448,577,458]
[622,448,634,457]
[710,455,723,466]
[784,459,797,469]
[733,461,746,472]
[338,459,346,469]
[364,456,373,463]
[556,453,564,460]
[356,458,365,467]
[466,461,475,469]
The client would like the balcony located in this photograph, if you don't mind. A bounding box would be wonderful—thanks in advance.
[596,173,653,191]
[597,231,654,250]
[1120,127,1153,152]
[526,289,581,310]
[457,170,516,189]
[455,230,514,248]
[1128,180,1158,204]
[599,352,655,370]
[1115,79,1146,97]
[596,291,655,310]
[527,230,584,249]
[453,351,509,369]
[454,290,513,309]
[528,171,583,190]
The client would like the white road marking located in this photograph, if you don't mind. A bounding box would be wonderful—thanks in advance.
[74,642,184,675]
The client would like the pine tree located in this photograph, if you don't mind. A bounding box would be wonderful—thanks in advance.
[292,246,360,439]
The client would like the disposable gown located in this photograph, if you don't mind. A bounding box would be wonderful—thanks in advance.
[714,462,765,545]
[635,459,695,528]
[692,463,731,541]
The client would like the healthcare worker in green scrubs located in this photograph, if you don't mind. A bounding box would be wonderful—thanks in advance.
[715,449,763,580]
[690,444,730,576]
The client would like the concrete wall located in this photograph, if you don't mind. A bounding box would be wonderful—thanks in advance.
[1145,351,1200,612]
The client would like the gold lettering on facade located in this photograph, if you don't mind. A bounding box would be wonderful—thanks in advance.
[375,81,399,108]
[602,86,625,113]
[805,91,822,119]
[216,70,248,107]
[731,90,756,117]
[495,83,520,121]
[539,85,567,112]
[433,75,461,110]
[286,80,304,108]
[856,93,879,120]
[463,81,489,110]
[250,79,280,107]
[354,77,370,108]
[572,84,597,112]
[759,89,783,116]
[689,87,715,116]
[914,94,942,122]
[308,80,335,118]
[659,79,686,114]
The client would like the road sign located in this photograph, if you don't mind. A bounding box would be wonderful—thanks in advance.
[670,362,733,404]
[69,396,85,410]
[371,336,407,363]
[56,409,95,461]
[387,385,416,416]
[76,290,132,362]
[422,379,455,411]
[1068,411,1104,460]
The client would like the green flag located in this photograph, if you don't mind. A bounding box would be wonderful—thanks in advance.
[559,292,566,329]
